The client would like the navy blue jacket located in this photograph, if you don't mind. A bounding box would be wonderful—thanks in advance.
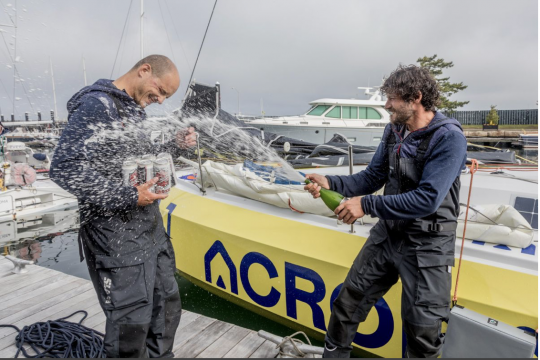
[327,112,467,220]
[50,79,185,226]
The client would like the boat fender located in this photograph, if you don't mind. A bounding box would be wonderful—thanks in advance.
[6,163,37,186]
[32,153,48,162]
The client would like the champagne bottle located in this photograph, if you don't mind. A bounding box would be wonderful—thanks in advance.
[305,179,345,211]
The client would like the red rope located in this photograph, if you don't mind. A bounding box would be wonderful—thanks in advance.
[288,199,305,214]
[452,159,479,306]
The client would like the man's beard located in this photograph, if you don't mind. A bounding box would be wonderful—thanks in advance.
[389,107,414,125]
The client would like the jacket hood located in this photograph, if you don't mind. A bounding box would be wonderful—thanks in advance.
[392,111,463,139]
[67,79,136,114]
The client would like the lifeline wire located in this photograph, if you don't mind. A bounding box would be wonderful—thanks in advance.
[110,0,134,79]
[0,310,105,358]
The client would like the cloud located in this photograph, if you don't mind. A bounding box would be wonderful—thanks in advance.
[0,0,536,120]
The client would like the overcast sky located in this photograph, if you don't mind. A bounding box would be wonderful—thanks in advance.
[0,0,537,120]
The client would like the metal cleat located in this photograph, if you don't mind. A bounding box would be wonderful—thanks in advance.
[258,330,324,358]
[5,255,34,274]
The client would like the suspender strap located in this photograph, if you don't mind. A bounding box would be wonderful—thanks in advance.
[419,220,458,232]
[415,131,436,164]
[108,94,126,119]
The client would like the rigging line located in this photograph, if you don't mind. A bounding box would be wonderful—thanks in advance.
[13,65,34,112]
[118,4,133,77]
[0,76,12,104]
[186,0,218,91]
[0,32,13,103]
[0,31,11,63]
[157,0,177,64]
[110,0,133,79]
[0,30,12,61]
[163,0,192,69]
[0,0,15,26]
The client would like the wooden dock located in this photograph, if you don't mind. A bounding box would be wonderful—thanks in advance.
[0,255,283,358]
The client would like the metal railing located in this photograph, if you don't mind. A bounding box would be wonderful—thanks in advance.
[240,109,538,125]
[445,109,538,125]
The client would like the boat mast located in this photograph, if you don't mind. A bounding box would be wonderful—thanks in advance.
[140,0,144,58]
[12,0,17,118]
[49,57,58,121]
[82,57,87,86]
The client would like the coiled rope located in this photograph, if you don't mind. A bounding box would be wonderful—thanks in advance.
[0,310,105,358]
[276,331,312,358]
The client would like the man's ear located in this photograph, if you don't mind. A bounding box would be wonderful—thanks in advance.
[138,64,152,78]
[414,91,423,104]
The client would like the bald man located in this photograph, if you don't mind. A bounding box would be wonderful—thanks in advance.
[51,55,195,358]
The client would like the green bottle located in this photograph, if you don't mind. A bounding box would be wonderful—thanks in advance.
[305,179,345,211]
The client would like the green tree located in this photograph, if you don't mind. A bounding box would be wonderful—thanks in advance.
[485,105,499,125]
[417,54,470,113]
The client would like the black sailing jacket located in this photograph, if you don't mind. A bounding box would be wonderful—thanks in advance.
[51,79,185,256]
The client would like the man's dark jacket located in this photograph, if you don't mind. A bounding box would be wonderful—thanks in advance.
[50,79,185,257]
[327,112,467,221]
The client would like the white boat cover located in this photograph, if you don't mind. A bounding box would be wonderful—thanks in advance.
[181,159,533,248]
[191,159,335,216]
[457,204,534,248]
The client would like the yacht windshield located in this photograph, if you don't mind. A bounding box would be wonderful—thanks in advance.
[325,106,341,118]
[307,105,330,116]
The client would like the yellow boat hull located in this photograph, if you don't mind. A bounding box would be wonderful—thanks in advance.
[161,187,538,358]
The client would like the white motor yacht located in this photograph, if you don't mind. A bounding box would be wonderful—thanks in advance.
[242,87,389,146]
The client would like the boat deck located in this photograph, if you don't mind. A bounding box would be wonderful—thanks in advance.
[0,255,291,358]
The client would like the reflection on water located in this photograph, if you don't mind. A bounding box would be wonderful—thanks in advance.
[517,149,538,162]
[3,230,90,280]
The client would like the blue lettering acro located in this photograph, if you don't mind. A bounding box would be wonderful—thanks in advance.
[204,240,394,349]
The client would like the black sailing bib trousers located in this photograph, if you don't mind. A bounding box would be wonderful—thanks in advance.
[323,130,460,358]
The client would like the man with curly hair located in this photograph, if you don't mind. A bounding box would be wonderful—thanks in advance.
[305,65,467,358]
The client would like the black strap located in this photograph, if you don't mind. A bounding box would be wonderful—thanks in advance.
[415,131,436,163]
[108,93,126,119]
[386,128,397,147]
[419,220,458,233]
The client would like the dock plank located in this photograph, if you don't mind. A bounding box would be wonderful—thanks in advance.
[249,339,280,359]
[93,320,107,334]
[0,271,65,302]
[172,316,216,354]
[223,332,266,358]
[0,257,275,358]
[82,310,107,330]
[0,287,94,348]
[176,311,201,332]
[0,275,74,311]
[0,266,55,285]
[176,320,233,358]
[197,325,251,358]
[0,280,91,334]
[0,262,44,280]
[0,344,19,358]
[0,277,84,321]
[0,290,99,354]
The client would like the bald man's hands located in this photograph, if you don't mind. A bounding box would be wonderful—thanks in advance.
[176,127,196,149]
[137,177,168,206]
